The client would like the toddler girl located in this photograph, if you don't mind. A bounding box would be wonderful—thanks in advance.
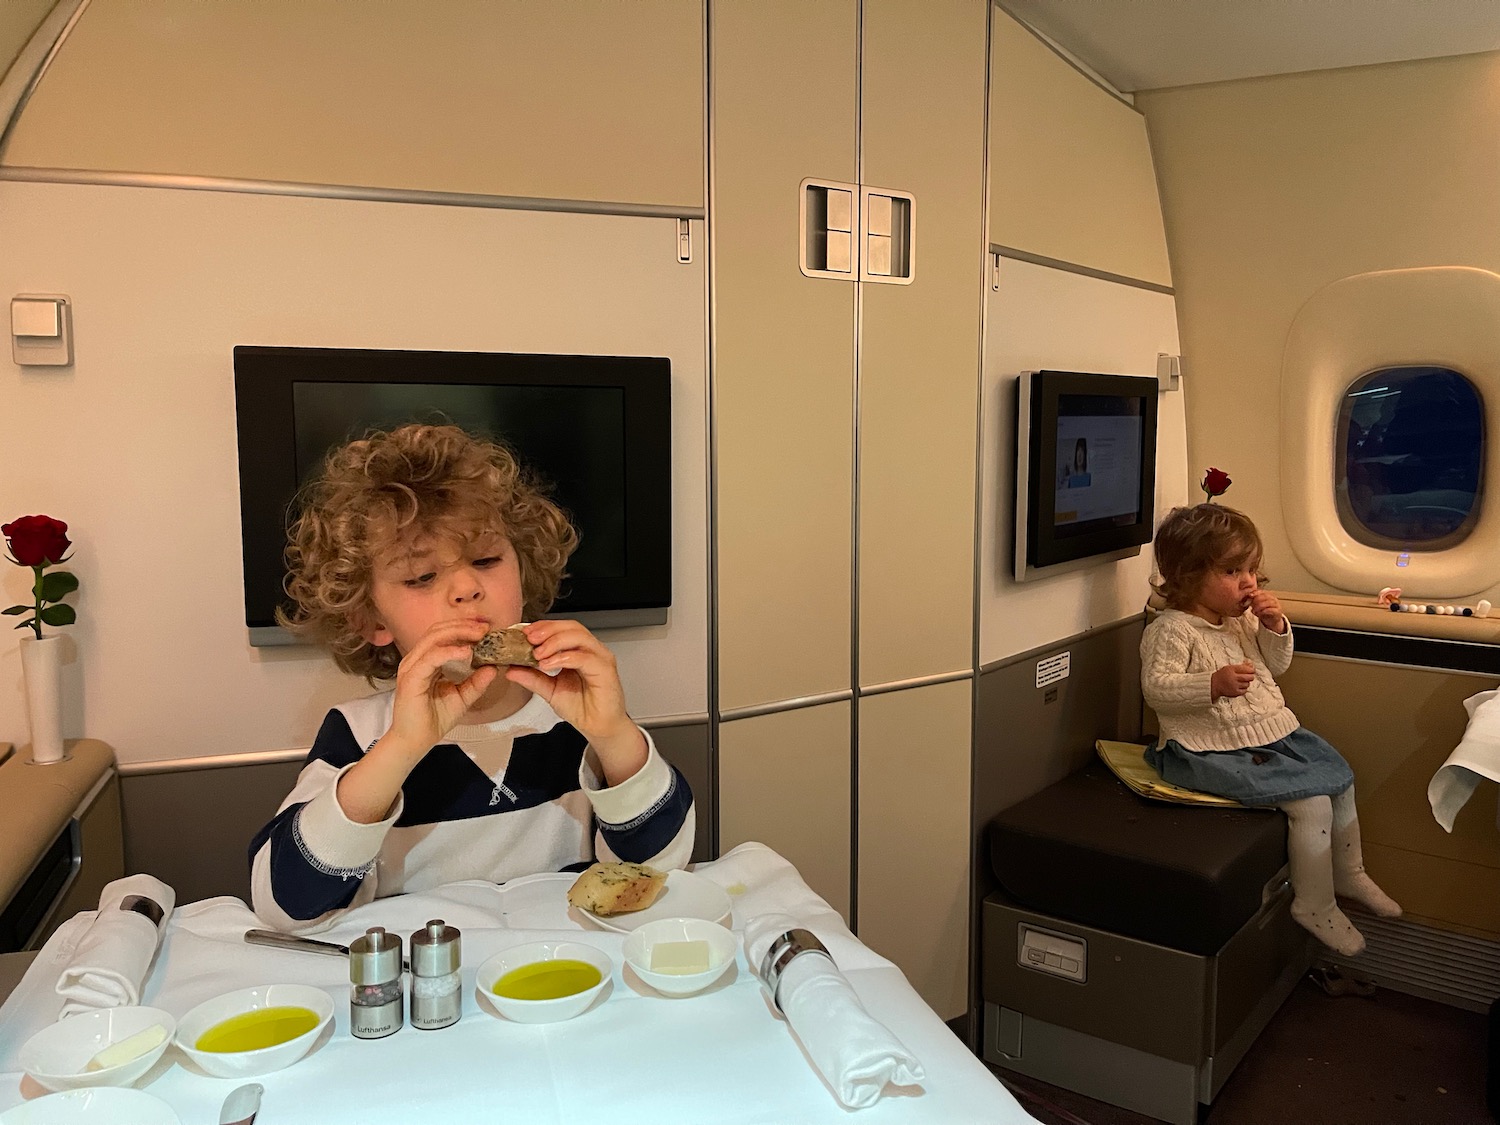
[1141,503,1400,955]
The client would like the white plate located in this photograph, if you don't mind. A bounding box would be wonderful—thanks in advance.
[0,1087,180,1125]
[578,869,733,934]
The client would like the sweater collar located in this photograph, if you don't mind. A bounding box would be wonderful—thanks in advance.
[1162,607,1243,631]
[447,692,561,743]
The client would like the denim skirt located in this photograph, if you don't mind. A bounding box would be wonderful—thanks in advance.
[1144,727,1354,807]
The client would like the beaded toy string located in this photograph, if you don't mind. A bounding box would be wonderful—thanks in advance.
[1377,587,1492,618]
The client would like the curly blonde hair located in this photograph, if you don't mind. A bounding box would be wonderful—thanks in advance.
[277,423,578,681]
[1151,503,1266,610]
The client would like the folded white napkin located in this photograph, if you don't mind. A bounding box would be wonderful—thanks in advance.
[1429,690,1500,832]
[55,874,176,1018]
[745,911,924,1109]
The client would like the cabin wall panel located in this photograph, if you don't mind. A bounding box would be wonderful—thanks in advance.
[1137,51,1500,606]
[858,0,987,686]
[718,703,852,921]
[857,679,972,1020]
[1277,655,1500,938]
[711,0,857,713]
[978,258,1185,669]
[4,0,705,209]
[988,8,1171,287]
[0,181,708,762]
[0,0,56,79]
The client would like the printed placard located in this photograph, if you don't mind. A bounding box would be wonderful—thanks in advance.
[1036,652,1070,689]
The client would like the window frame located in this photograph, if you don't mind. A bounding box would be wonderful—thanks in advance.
[1281,266,1500,598]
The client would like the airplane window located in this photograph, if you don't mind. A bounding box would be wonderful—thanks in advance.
[1336,366,1484,550]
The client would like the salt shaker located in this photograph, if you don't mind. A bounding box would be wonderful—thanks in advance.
[349,926,404,1039]
[409,919,462,1030]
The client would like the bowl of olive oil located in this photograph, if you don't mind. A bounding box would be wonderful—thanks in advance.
[174,985,333,1077]
[475,941,613,1023]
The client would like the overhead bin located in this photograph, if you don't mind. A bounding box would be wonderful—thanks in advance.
[1,0,704,211]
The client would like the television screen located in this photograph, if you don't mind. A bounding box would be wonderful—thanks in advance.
[1015,370,1158,581]
[233,346,671,643]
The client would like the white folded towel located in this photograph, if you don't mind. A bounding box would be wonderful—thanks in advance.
[745,911,924,1109]
[1429,690,1500,833]
[55,874,176,1018]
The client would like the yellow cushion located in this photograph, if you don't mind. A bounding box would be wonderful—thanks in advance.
[1095,740,1246,808]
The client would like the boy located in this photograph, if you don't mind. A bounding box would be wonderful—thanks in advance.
[249,423,694,932]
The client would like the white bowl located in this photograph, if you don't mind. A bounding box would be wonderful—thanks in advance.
[475,941,613,1023]
[173,984,333,1078]
[622,917,738,997]
[0,1087,180,1124]
[18,1006,176,1091]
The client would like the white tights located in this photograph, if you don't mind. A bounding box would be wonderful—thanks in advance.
[1278,786,1401,957]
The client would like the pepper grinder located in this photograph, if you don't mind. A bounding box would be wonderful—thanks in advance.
[349,926,404,1039]
[409,919,462,1030]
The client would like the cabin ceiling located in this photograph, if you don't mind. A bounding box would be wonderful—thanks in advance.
[998,0,1500,92]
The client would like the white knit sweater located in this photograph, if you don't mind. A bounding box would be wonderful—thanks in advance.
[1140,608,1299,752]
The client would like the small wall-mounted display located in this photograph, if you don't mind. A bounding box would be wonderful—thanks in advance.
[233,346,672,645]
[1014,369,1159,582]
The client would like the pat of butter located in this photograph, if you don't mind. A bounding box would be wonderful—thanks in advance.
[84,1023,168,1072]
[650,939,711,975]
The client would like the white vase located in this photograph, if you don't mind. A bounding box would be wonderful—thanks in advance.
[20,634,66,764]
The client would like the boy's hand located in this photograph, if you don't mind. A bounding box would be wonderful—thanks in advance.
[386,617,498,758]
[1250,591,1286,634]
[336,619,497,825]
[1211,661,1256,701]
[505,620,647,786]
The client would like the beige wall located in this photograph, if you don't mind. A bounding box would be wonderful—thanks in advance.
[989,8,1170,287]
[1278,658,1500,938]
[0,0,57,80]
[1137,52,1500,603]
[5,0,704,209]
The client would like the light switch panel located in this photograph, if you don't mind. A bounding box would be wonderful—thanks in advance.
[12,298,59,338]
[11,295,72,366]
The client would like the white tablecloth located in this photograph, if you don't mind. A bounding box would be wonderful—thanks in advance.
[0,843,1037,1124]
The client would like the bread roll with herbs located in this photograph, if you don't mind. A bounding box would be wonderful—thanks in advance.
[567,861,667,916]
[471,625,540,668]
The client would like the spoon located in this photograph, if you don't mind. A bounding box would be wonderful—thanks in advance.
[219,1082,263,1125]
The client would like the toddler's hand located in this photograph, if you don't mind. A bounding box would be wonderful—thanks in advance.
[1211,660,1256,701]
[504,620,647,785]
[1250,591,1286,633]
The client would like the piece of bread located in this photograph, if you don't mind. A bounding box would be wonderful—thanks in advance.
[567,861,667,916]
[471,625,539,668]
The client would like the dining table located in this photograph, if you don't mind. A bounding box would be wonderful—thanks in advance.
[0,841,1040,1123]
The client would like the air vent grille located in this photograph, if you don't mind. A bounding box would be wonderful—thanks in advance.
[1327,908,1500,1013]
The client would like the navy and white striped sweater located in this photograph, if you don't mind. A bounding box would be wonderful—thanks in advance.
[249,692,694,933]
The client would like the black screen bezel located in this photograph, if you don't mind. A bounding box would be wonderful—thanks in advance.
[233,345,672,630]
[1025,369,1158,570]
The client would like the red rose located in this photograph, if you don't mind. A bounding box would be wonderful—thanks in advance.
[1201,468,1232,499]
[2,514,71,567]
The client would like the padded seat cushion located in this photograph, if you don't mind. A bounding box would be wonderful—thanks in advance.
[988,762,1288,955]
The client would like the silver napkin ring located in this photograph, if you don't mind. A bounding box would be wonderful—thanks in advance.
[119,895,164,927]
[760,927,833,1014]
